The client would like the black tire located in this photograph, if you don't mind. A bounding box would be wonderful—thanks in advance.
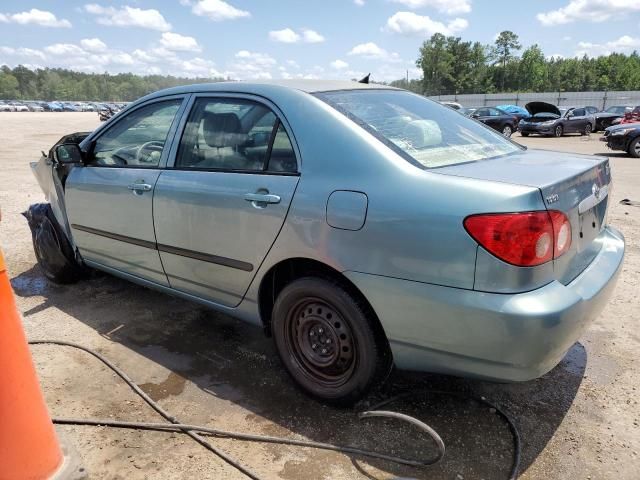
[554,124,563,137]
[582,123,592,136]
[24,204,85,284]
[502,124,513,137]
[520,132,529,137]
[272,277,390,405]
[628,137,640,158]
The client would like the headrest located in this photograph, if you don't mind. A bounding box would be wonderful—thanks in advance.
[404,119,442,149]
[202,112,247,148]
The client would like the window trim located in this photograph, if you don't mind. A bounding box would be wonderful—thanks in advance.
[79,94,189,170]
[165,93,300,176]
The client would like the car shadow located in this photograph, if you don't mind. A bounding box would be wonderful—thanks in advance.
[11,265,586,480]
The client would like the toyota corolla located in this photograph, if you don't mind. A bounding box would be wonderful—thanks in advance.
[27,81,625,404]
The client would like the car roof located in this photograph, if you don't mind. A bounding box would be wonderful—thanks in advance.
[153,79,396,96]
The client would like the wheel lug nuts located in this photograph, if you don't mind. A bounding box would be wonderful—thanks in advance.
[309,331,315,337]
[312,343,317,349]
[321,348,327,354]
[318,328,324,334]
[326,339,332,344]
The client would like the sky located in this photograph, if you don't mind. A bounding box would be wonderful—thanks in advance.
[1,1,640,82]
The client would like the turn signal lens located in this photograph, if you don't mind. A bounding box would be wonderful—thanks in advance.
[464,210,572,267]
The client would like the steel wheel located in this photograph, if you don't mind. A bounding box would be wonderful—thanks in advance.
[502,125,512,137]
[285,298,356,387]
[272,277,390,404]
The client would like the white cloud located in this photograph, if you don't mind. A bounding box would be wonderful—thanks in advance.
[575,35,640,57]
[235,50,276,66]
[390,0,472,15]
[84,4,171,31]
[354,0,365,6]
[190,0,250,21]
[347,42,401,62]
[331,59,349,69]
[45,43,86,57]
[537,0,640,26]
[80,38,107,52]
[0,46,46,60]
[160,32,202,52]
[302,29,325,43]
[0,8,71,27]
[348,42,386,57]
[269,28,300,43]
[385,12,468,36]
[269,28,325,43]
[286,59,300,69]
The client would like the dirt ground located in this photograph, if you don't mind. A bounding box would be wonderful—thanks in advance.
[0,112,639,480]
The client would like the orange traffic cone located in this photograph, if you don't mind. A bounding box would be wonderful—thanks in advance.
[0,246,64,480]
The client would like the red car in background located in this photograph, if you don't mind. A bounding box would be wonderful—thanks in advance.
[613,106,640,126]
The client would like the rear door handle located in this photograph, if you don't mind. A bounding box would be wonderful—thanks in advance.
[128,182,152,192]
[244,193,281,204]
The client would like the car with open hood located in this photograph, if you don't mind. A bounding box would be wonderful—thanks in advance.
[25,81,624,404]
[519,102,594,137]
[601,122,640,157]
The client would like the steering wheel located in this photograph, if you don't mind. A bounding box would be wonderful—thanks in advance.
[136,141,164,164]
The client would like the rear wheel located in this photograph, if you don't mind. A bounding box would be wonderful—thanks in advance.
[628,137,640,158]
[554,125,563,137]
[272,277,390,405]
[582,123,592,136]
[502,124,513,137]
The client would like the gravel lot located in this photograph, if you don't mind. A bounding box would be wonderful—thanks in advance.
[1,112,638,480]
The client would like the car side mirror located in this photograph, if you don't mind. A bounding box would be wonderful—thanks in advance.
[54,144,84,165]
[471,113,480,118]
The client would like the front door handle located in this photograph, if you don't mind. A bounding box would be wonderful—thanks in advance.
[128,182,152,193]
[244,192,281,208]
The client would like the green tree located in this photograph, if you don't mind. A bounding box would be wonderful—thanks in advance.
[519,45,547,91]
[492,31,522,91]
[417,33,454,95]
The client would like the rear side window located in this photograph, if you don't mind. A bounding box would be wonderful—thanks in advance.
[89,99,182,168]
[316,90,521,168]
[175,98,297,173]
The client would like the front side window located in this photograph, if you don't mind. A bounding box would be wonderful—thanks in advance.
[573,108,586,116]
[176,98,296,173]
[89,99,182,167]
[316,90,521,168]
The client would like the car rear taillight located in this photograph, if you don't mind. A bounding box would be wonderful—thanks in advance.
[464,210,572,267]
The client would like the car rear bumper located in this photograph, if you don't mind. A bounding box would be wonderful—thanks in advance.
[345,226,624,382]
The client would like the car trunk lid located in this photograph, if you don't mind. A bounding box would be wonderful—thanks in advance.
[437,149,611,284]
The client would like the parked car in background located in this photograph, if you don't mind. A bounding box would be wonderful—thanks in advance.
[618,106,640,125]
[81,103,96,112]
[0,102,14,112]
[601,123,640,157]
[593,105,633,131]
[62,103,80,112]
[26,80,624,404]
[47,102,63,112]
[462,106,518,137]
[519,102,594,137]
[9,102,29,112]
[439,101,463,110]
[496,104,531,123]
[25,102,44,112]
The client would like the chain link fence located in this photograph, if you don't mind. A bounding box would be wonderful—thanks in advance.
[428,91,640,109]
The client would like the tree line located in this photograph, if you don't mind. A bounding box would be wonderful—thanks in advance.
[0,65,224,101]
[391,31,640,95]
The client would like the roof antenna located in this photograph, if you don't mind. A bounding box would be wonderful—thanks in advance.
[358,73,370,84]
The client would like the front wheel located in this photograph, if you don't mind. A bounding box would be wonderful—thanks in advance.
[502,124,513,137]
[582,123,592,136]
[628,137,640,158]
[554,125,563,137]
[272,277,390,405]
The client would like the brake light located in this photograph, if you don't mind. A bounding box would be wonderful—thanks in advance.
[464,210,572,267]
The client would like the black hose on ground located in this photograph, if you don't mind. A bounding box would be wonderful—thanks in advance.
[29,340,520,479]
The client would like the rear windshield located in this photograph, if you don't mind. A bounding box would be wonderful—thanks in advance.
[316,90,521,168]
